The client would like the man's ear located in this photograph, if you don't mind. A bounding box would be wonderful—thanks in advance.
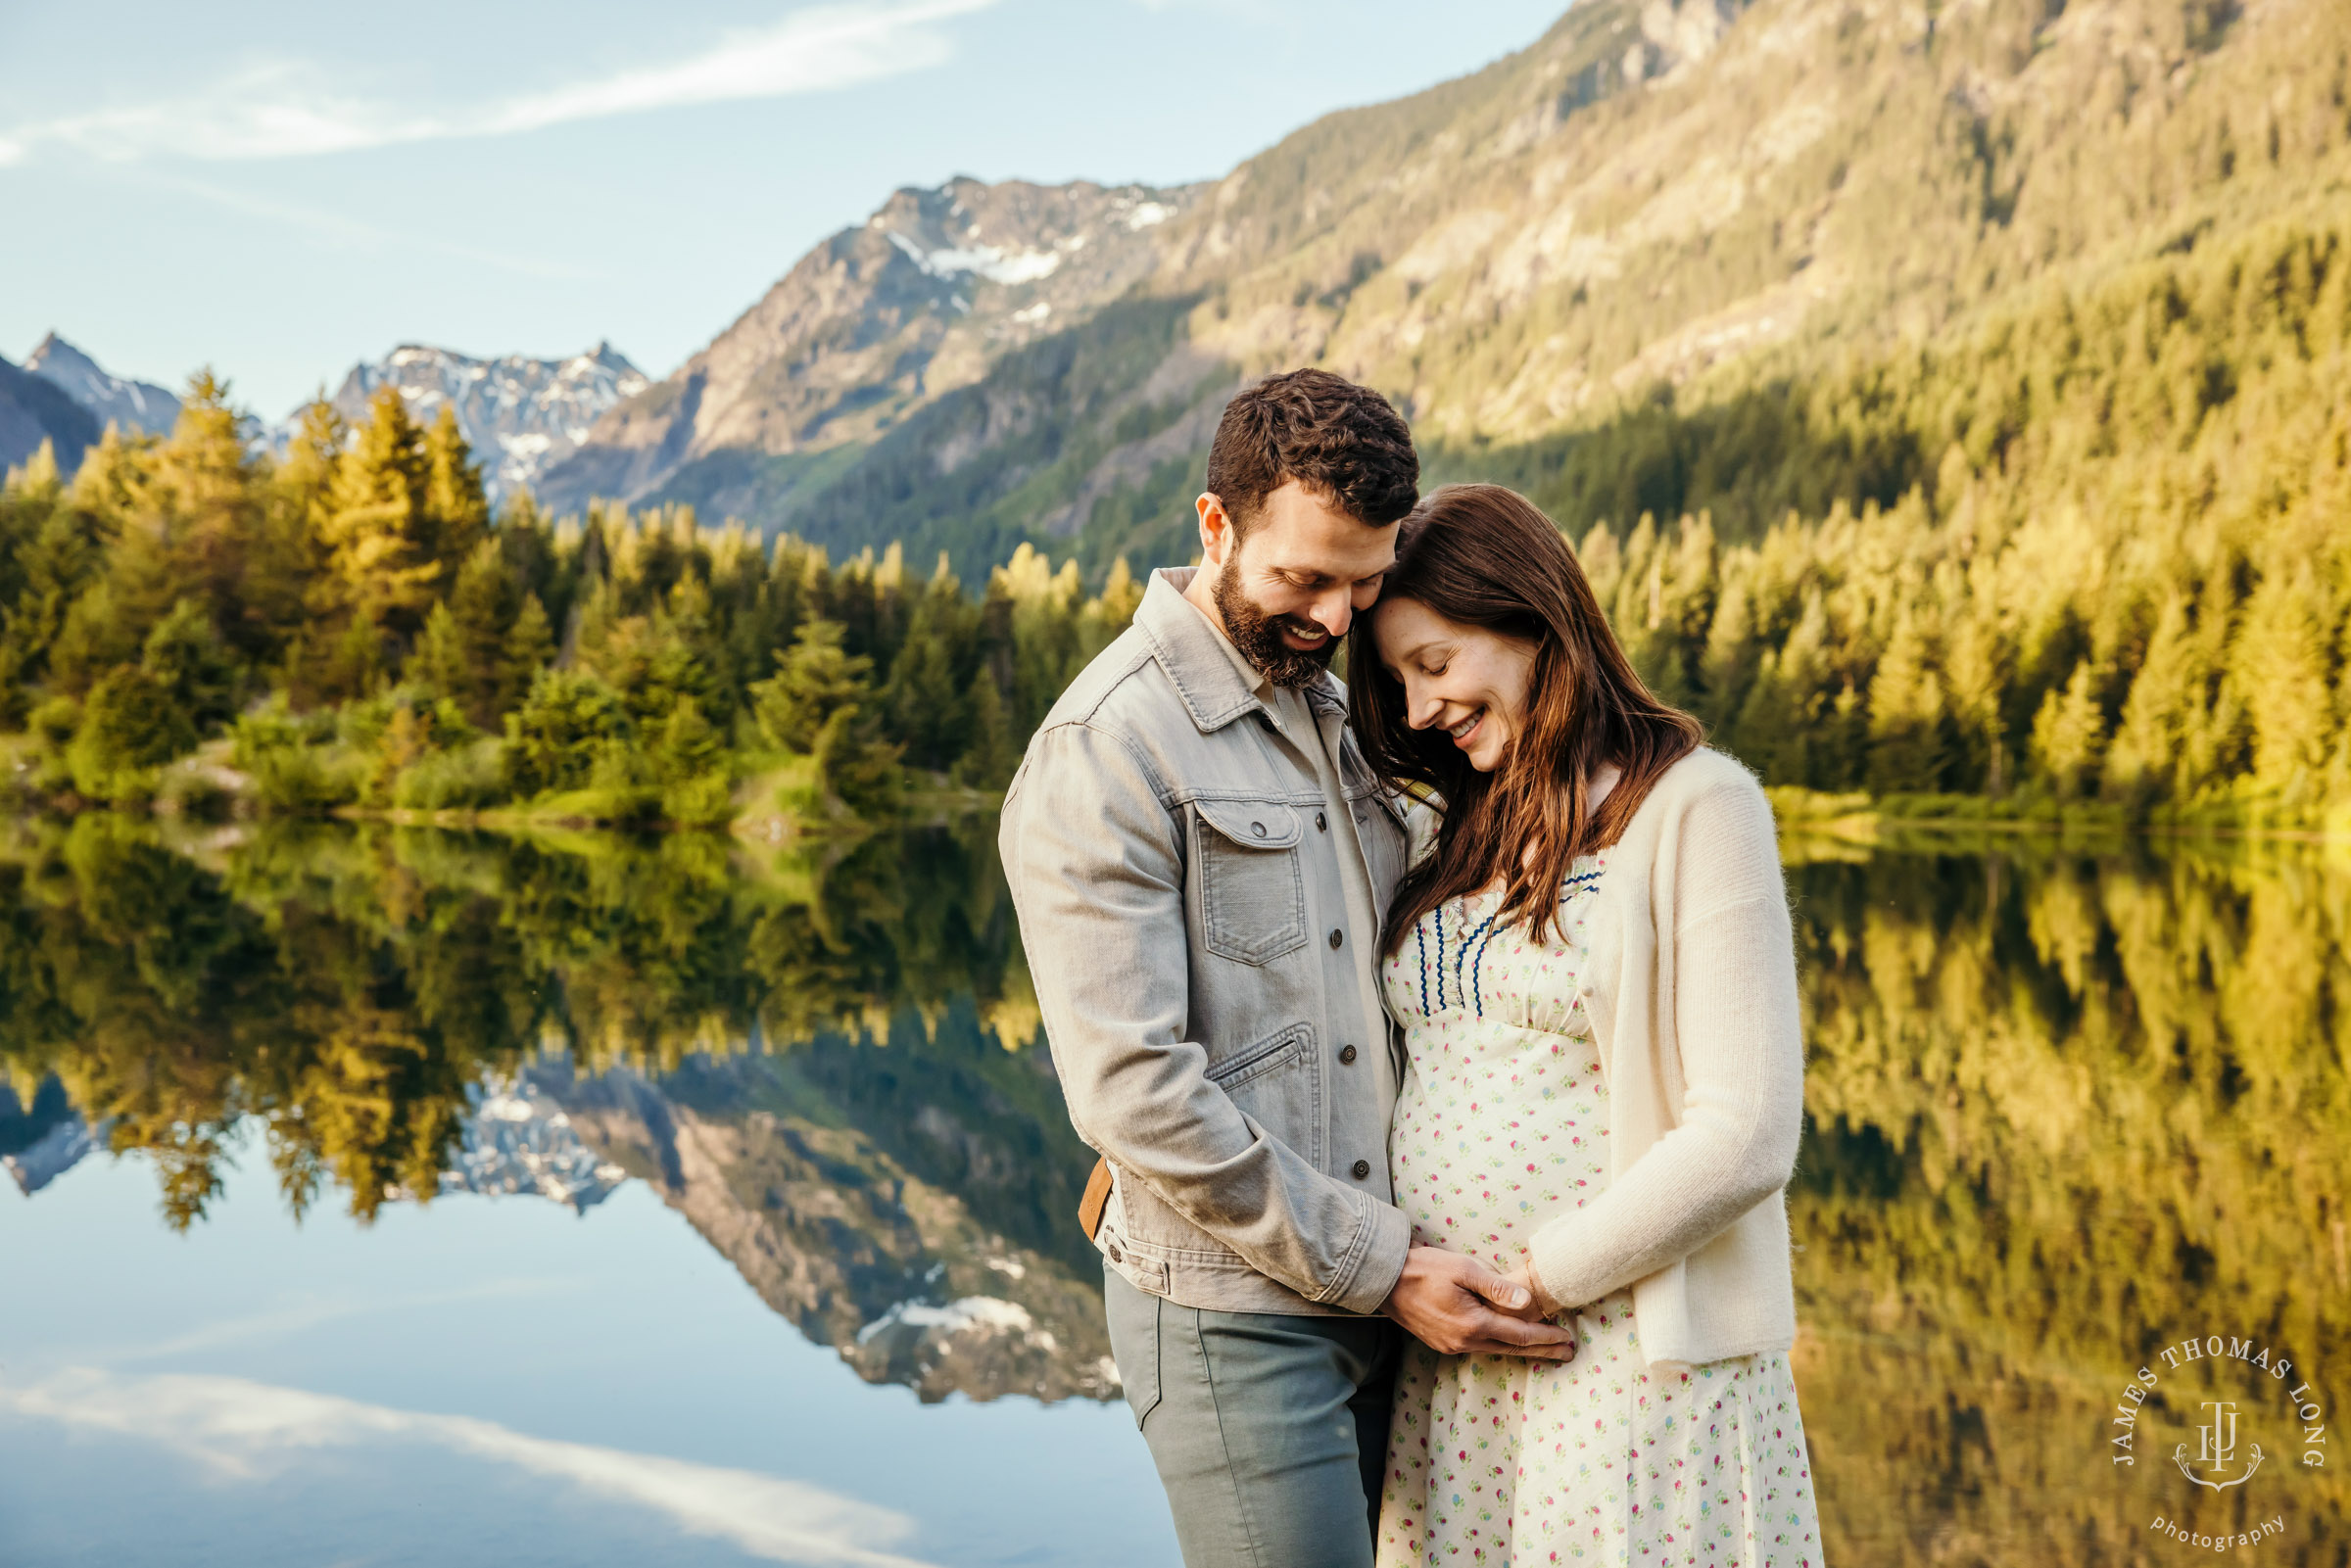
[1195,493,1233,571]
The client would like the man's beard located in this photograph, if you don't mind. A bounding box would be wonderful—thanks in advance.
[1215,567,1337,689]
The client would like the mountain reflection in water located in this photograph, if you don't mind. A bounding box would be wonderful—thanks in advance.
[3,814,2347,1562]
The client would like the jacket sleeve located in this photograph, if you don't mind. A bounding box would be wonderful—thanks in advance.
[1524,775,1804,1310]
[999,719,1410,1314]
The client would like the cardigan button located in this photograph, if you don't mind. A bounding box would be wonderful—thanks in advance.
[1106,1243,1124,1262]
[1350,1160,1371,1179]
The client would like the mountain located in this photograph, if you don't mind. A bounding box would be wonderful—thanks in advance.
[24,333,181,438]
[535,178,1200,522]
[537,0,2351,580]
[440,1076,628,1212]
[0,354,101,477]
[537,1028,1118,1405]
[0,1076,96,1196]
[307,343,648,502]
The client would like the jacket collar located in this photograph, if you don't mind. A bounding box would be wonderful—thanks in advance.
[1138,567,1348,734]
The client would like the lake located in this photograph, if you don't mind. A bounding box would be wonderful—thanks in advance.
[1,814,2344,1565]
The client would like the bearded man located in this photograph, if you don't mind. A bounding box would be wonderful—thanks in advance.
[998,369,1573,1568]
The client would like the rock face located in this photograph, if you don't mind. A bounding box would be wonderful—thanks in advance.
[540,0,2346,583]
[24,333,181,438]
[0,1077,98,1196]
[536,178,1200,522]
[534,1046,1118,1405]
[309,343,648,502]
[0,355,101,476]
[440,1076,628,1212]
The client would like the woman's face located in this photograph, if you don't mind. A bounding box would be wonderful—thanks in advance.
[1371,596,1539,774]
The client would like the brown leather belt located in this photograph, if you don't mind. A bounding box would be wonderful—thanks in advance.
[1079,1156,1113,1240]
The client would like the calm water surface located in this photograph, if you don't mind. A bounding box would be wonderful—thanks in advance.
[1,816,2344,1565]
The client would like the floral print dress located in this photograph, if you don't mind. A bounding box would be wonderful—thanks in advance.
[1375,857,1822,1567]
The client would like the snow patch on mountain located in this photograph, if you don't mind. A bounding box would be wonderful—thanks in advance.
[301,343,648,502]
[23,334,180,437]
[441,1075,628,1212]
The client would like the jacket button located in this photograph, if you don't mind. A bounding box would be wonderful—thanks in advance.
[1328,928,1343,949]
[1351,1160,1370,1179]
[1250,821,1267,836]
[1107,1244,1123,1262]
[1316,811,1327,831]
[1338,1044,1358,1065]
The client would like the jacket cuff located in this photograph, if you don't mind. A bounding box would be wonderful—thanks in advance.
[1327,1197,1413,1315]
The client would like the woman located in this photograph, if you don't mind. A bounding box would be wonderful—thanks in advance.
[1350,484,1821,1566]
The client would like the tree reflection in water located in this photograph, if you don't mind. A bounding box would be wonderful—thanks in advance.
[2,817,2345,1558]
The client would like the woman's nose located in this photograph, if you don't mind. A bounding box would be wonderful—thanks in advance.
[1408,690,1442,730]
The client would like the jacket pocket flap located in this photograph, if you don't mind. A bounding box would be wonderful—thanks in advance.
[1206,1024,1307,1090]
[1194,798,1305,850]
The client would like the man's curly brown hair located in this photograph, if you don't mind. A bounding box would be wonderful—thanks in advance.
[1205,368,1419,537]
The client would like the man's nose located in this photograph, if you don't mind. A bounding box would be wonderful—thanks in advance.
[1308,587,1354,636]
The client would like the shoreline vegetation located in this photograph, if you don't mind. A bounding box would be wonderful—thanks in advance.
[0,379,1141,835]
[4,208,2348,841]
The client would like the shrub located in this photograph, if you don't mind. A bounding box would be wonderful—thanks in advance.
[68,665,194,802]
[503,670,630,798]
[391,739,506,812]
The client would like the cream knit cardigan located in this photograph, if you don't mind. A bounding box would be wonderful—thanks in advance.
[1518,746,1804,1371]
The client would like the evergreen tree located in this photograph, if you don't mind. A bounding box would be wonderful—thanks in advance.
[321,386,440,638]
[751,620,874,753]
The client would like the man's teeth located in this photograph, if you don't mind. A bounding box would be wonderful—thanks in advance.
[1286,625,1327,642]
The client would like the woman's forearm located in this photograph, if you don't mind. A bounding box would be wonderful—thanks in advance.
[1526,889,1804,1310]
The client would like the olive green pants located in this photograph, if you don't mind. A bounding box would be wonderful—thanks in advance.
[1104,1269,1401,1568]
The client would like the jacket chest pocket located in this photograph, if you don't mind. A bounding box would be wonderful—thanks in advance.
[1193,798,1308,966]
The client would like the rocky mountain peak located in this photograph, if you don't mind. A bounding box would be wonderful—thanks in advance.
[309,342,648,502]
[535,174,1202,521]
[24,332,181,438]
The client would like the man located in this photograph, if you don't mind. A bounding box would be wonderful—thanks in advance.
[998,369,1575,1568]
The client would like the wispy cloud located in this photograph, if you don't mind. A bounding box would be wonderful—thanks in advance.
[147,172,605,281]
[103,1276,577,1363]
[5,1367,938,1568]
[0,0,994,165]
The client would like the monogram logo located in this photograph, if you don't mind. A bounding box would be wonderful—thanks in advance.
[2175,1400,2263,1491]
[2109,1330,2329,1553]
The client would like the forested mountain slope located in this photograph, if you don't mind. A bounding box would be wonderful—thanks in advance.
[554,0,2351,584]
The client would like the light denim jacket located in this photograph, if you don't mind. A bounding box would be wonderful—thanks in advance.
[999,569,1415,1316]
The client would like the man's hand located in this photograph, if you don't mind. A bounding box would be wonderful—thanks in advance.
[1380,1246,1577,1359]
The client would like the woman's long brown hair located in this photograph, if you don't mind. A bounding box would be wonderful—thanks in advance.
[1351,484,1704,956]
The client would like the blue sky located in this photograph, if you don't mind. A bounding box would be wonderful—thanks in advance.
[0,0,1567,417]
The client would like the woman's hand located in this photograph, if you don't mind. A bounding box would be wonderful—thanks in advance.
[1502,1256,1575,1327]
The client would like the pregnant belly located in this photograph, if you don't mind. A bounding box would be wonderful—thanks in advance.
[1387,1022,1609,1278]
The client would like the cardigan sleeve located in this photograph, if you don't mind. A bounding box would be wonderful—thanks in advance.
[1523,774,1804,1312]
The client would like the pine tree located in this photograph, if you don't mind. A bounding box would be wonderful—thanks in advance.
[502,594,556,713]
[751,620,874,753]
[420,406,490,571]
[416,544,525,728]
[2031,663,2109,801]
[321,387,439,639]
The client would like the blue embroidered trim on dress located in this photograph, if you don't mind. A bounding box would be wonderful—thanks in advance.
[1454,909,1498,1021]
[1560,867,1605,901]
[1414,917,1429,1018]
[1419,902,1438,1011]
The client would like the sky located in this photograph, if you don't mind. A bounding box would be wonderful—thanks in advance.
[0,0,1568,418]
